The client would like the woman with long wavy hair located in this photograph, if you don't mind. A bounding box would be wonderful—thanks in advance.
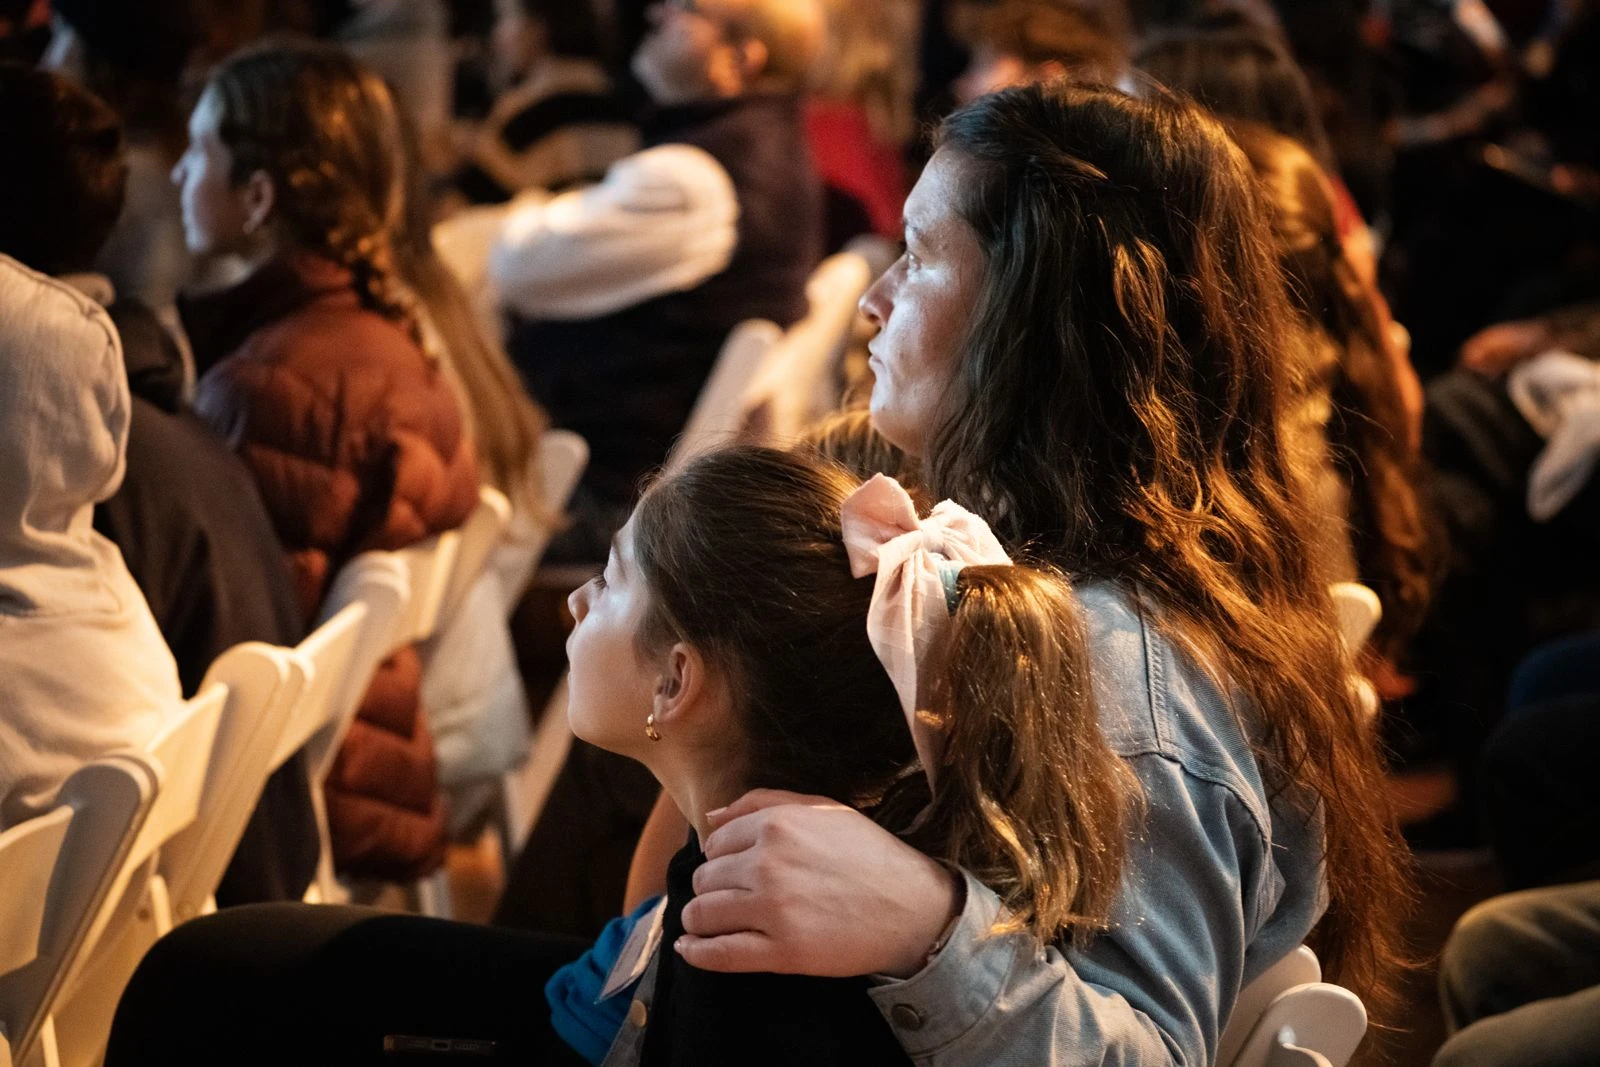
[653,81,1414,1064]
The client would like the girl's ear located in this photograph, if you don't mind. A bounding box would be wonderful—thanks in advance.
[652,641,716,731]
[241,168,277,236]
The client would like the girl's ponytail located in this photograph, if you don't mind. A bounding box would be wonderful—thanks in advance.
[916,565,1137,945]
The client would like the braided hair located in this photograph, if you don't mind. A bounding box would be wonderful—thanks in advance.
[207,39,415,323]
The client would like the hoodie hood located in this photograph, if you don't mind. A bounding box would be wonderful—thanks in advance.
[0,254,133,616]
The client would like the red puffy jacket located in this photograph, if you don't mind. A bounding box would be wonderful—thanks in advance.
[187,253,479,880]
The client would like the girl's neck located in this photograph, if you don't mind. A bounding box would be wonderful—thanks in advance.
[655,761,746,844]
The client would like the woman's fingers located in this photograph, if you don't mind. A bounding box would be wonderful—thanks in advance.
[673,930,784,974]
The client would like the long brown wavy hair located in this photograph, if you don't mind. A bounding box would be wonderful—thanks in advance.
[632,447,1136,943]
[928,83,1411,1010]
[206,40,414,323]
[1229,122,1432,661]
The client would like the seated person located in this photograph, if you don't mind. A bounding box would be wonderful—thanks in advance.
[0,63,318,903]
[489,0,825,564]
[173,42,480,882]
[456,0,638,202]
[0,253,182,829]
[549,447,1133,1065]
[950,0,1131,103]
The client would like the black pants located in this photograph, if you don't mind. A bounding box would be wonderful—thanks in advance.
[106,904,590,1067]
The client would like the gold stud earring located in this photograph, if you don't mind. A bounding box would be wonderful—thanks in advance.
[645,713,662,742]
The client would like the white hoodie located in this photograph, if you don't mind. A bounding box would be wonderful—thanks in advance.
[0,255,182,830]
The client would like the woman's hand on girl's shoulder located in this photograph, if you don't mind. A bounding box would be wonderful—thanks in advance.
[675,789,961,979]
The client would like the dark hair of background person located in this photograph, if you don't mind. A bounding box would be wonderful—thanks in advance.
[0,63,127,275]
[633,447,1137,944]
[1133,24,1335,170]
[518,0,609,61]
[52,0,203,153]
[205,38,414,322]
[1229,121,1432,663]
[391,110,552,522]
[928,82,1411,1011]
[948,0,1132,82]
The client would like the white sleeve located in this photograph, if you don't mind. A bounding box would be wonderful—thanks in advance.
[488,143,740,320]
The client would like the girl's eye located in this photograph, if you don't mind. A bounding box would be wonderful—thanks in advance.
[591,572,607,591]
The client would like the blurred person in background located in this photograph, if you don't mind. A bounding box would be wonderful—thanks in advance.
[0,254,183,833]
[1230,122,1432,693]
[455,0,637,202]
[0,63,318,902]
[804,0,918,249]
[950,0,1132,102]
[173,40,479,883]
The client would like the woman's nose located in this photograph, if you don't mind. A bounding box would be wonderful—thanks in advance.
[859,271,890,329]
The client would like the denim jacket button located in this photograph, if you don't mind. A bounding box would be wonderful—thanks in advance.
[628,998,648,1028]
[890,1004,924,1031]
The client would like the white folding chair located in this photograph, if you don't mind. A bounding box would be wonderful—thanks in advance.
[392,530,463,649]
[435,487,513,631]
[159,643,302,925]
[667,319,783,469]
[51,688,229,1067]
[287,553,411,904]
[1218,945,1368,1067]
[748,251,873,441]
[0,757,154,1067]
[0,808,73,1067]
[1330,582,1382,653]
[1329,582,1383,719]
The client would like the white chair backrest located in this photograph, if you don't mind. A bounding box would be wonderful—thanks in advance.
[1330,582,1382,655]
[160,643,301,924]
[271,604,368,773]
[668,319,783,470]
[299,550,411,785]
[0,808,74,978]
[393,530,462,648]
[749,251,873,441]
[437,487,513,629]
[0,756,154,1064]
[1219,945,1321,1066]
[1232,984,1367,1067]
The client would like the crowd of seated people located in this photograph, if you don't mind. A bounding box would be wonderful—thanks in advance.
[0,0,1597,1063]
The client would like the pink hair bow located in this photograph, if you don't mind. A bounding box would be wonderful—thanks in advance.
[840,474,1012,786]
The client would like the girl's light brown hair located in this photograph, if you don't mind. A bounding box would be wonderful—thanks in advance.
[207,40,413,322]
[632,446,1134,942]
[931,82,1412,1012]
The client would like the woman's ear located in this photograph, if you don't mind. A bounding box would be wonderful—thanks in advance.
[651,642,718,733]
[241,168,277,237]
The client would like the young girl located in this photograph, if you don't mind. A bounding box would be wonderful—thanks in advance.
[558,445,1134,1066]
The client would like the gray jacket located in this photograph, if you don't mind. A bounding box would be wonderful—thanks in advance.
[599,582,1325,1066]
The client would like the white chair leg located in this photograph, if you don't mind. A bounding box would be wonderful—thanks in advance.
[413,868,454,919]
[17,1016,60,1067]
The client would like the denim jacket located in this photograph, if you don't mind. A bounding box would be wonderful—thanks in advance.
[863,581,1327,1065]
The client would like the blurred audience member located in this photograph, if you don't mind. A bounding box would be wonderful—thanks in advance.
[805,0,917,247]
[0,64,318,902]
[334,0,456,176]
[1231,122,1432,678]
[174,41,479,882]
[0,254,183,831]
[950,0,1131,102]
[1436,879,1600,1066]
[490,0,825,566]
[44,0,203,387]
[456,0,637,202]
